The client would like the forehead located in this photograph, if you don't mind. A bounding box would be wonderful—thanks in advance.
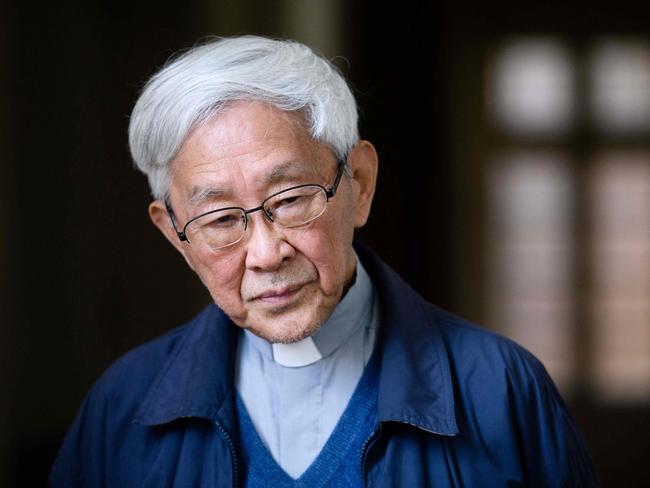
[170,101,328,202]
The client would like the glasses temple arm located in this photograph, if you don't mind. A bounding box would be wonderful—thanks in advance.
[164,200,188,242]
[326,159,346,198]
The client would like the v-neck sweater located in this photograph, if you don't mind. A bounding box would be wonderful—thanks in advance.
[235,352,379,486]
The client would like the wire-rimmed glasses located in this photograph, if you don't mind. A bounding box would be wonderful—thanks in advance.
[166,160,346,251]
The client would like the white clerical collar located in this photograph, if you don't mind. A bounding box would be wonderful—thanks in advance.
[243,252,374,368]
[271,338,323,367]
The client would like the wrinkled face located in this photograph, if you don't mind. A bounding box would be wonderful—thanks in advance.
[150,101,377,343]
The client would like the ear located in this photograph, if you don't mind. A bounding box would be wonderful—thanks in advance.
[347,140,378,228]
[149,200,197,272]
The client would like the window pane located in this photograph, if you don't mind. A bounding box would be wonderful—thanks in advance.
[590,39,650,134]
[489,39,575,136]
[487,152,575,391]
[590,152,650,402]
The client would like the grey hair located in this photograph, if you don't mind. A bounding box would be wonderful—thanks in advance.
[128,35,360,200]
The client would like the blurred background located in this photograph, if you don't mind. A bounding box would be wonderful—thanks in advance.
[2,0,649,485]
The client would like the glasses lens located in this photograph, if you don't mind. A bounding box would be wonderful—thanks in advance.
[185,208,246,250]
[265,185,328,227]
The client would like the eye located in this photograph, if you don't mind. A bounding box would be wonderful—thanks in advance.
[276,195,302,207]
[202,211,242,229]
[215,214,237,225]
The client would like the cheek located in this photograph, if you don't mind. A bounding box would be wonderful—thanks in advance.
[290,217,353,295]
[192,251,247,310]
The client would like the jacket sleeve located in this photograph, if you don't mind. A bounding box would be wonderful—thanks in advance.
[505,347,599,487]
[49,381,112,487]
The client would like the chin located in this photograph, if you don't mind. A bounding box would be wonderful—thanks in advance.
[247,314,325,344]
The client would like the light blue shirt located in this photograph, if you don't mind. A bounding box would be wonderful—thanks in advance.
[235,254,378,479]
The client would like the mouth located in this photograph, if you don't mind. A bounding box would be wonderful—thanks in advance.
[253,282,310,306]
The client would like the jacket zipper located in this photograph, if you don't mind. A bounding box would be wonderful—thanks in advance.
[360,424,383,486]
[215,421,240,488]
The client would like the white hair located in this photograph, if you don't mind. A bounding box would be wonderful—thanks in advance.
[128,35,360,199]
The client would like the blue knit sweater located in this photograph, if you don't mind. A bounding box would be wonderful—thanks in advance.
[235,353,380,487]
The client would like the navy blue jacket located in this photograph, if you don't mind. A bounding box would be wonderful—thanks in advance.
[50,245,598,486]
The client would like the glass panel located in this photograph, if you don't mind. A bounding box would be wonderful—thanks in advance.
[489,39,575,136]
[487,151,575,391]
[590,152,650,402]
[590,39,650,134]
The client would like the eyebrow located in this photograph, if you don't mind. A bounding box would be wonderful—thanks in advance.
[263,161,312,185]
[186,161,313,208]
[187,187,232,207]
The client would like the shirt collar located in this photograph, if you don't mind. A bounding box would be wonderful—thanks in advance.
[135,242,457,436]
[243,252,374,367]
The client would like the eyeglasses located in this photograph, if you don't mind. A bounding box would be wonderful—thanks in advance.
[166,160,346,251]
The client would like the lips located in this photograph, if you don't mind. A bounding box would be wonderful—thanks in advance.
[242,261,319,305]
[254,282,307,302]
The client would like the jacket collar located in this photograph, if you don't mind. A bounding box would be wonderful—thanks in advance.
[134,305,239,430]
[355,243,458,436]
[135,242,457,436]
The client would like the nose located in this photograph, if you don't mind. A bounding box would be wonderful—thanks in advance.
[244,212,295,271]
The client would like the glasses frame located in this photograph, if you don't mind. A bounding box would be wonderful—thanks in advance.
[165,159,346,249]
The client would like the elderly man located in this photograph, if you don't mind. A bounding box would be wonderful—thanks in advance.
[50,36,598,487]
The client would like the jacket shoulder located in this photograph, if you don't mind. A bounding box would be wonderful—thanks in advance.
[92,314,198,403]
[63,306,212,433]
[427,306,598,486]
[430,305,549,384]
[49,306,215,485]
